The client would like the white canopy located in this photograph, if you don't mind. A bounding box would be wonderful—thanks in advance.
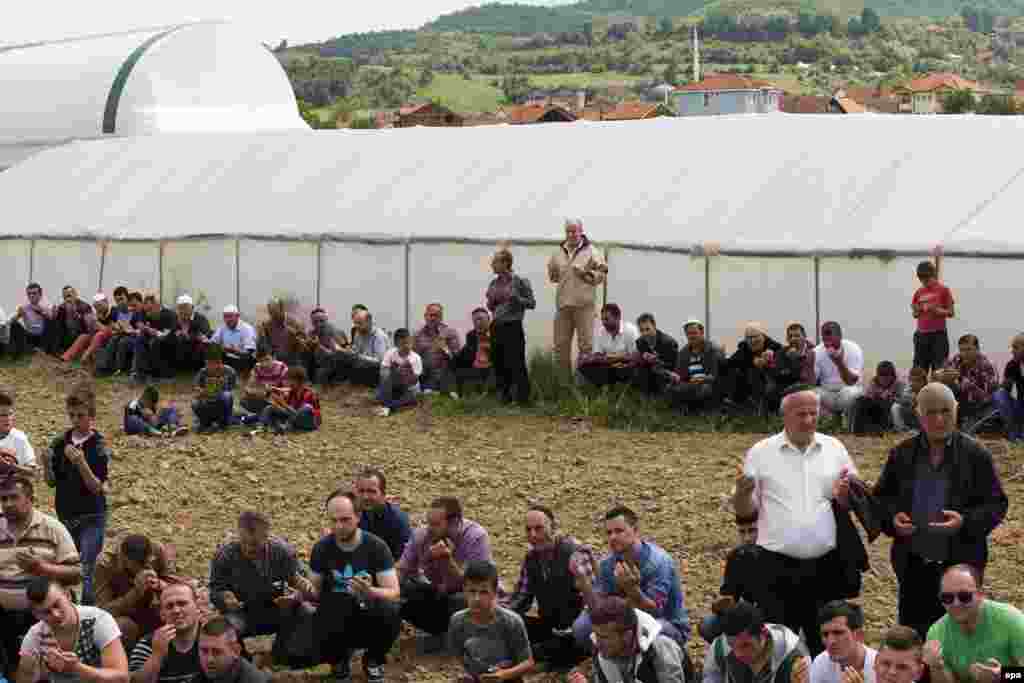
[0,114,1022,254]
[0,22,307,169]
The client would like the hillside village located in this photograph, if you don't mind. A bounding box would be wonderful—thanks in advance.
[279,0,1024,127]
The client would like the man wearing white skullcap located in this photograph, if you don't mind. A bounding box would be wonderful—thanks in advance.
[160,293,213,374]
[210,305,258,374]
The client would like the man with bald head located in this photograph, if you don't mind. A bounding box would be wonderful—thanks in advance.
[733,384,859,656]
[874,383,1007,639]
[333,309,390,387]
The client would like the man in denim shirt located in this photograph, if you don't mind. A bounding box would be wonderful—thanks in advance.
[572,505,689,653]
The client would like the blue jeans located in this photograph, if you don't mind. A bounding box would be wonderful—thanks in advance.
[260,405,317,431]
[994,389,1024,438]
[63,513,107,605]
[124,407,180,435]
[376,375,420,410]
[192,392,233,428]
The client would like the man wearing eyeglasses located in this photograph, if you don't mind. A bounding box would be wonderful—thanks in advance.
[923,564,1024,683]
[873,384,1008,640]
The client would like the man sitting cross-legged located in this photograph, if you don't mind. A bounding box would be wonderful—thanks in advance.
[94,533,180,650]
[935,334,999,434]
[191,345,238,434]
[209,512,315,666]
[814,321,865,428]
[892,367,928,433]
[633,313,679,397]
[667,320,727,415]
[450,560,535,683]
[196,617,269,683]
[453,308,494,397]
[414,303,462,396]
[851,362,906,435]
[728,323,786,414]
[256,299,307,369]
[503,506,589,671]
[336,308,389,388]
[577,304,639,388]
[308,491,400,683]
[210,306,257,377]
[162,295,212,374]
[397,496,495,653]
[702,603,810,683]
[572,506,690,653]
[133,293,178,383]
[128,583,203,683]
[568,596,689,683]
[923,564,1024,683]
[305,307,350,386]
[97,291,145,377]
[810,601,877,683]
[9,282,54,357]
[16,575,130,683]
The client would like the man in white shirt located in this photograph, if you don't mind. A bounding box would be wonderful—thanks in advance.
[734,385,858,657]
[814,321,864,427]
[577,303,638,388]
[0,393,35,477]
[210,306,257,375]
[811,601,877,683]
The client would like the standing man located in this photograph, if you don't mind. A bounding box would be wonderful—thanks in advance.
[911,260,954,375]
[547,218,607,374]
[734,386,859,656]
[873,383,1007,639]
[486,248,537,405]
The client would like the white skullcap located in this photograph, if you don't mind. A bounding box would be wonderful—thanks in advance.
[176,294,193,306]
[683,319,704,331]
[223,305,239,314]
[92,292,108,303]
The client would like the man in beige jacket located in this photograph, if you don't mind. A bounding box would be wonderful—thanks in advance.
[547,219,607,372]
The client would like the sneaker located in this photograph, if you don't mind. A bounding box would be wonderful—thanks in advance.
[172,426,189,437]
[330,660,352,683]
[448,391,460,400]
[375,406,390,417]
[364,663,385,683]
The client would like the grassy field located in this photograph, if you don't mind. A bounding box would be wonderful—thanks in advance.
[418,73,505,112]
[5,353,1024,682]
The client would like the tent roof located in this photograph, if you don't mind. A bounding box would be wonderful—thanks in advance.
[0,22,306,168]
[2,114,1024,254]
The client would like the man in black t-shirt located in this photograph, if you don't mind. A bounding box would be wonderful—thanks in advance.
[129,583,203,683]
[307,491,401,683]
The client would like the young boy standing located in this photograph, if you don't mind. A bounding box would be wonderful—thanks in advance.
[911,260,955,374]
[0,391,37,476]
[44,385,110,605]
[449,560,534,682]
[375,329,423,417]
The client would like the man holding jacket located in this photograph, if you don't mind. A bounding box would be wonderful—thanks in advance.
[873,382,1008,639]
[547,219,606,374]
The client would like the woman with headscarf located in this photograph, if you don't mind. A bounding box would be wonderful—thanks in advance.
[728,322,784,414]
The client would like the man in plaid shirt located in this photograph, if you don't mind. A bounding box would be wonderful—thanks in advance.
[936,334,998,433]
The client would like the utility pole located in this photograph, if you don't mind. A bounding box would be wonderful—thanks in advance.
[692,25,700,83]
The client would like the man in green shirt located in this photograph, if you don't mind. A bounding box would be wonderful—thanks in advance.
[924,564,1024,683]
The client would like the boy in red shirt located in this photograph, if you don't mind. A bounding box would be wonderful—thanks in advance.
[258,366,321,435]
[911,260,955,374]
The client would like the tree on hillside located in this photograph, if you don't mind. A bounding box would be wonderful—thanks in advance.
[658,17,674,37]
[663,60,679,85]
[500,74,533,104]
[942,88,976,113]
[418,68,435,88]
[861,8,882,33]
[977,93,1016,114]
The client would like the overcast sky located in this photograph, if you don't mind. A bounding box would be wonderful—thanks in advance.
[2,1,488,47]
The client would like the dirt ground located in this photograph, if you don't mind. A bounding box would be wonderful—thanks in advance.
[4,356,1023,682]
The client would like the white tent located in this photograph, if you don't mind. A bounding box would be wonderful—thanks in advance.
[1,114,1022,370]
[0,21,307,169]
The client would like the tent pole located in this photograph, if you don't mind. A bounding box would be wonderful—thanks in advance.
[602,245,611,308]
[158,241,164,304]
[704,255,711,337]
[814,255,821,344]
[235,239,241,311]
[28,239,35,282]
[98,241,107,293]
[315,240,322,307]
[404,239,411,331]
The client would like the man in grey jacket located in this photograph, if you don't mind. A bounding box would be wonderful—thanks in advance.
[703,603,810,683]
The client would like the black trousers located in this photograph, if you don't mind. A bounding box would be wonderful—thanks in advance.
[852,397,894,434]
[493,321,530,403]
[400,580,466,635]
[579,364,634,388]
[896,555,983,639]
[317,594,401,667]
[8,321,55,356]
[0,606,35,676]
[757,549,842,656]
[523,615,588,670]
[913,331,949,374]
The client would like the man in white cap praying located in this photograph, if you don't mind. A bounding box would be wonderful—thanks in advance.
[160,294,213,374]
[210,305,257,375]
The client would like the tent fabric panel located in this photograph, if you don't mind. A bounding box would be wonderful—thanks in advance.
[101,241,160,294]
[237,240,318,326]
[161,239,236,321]
[32,240,102,307]
[710,256,815,348]
[940,257,1018,375]
[0,240,32,316]
[610,248,705,343]
[319,241,405,336]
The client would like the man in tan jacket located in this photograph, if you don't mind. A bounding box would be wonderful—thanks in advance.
[547,219,607,372]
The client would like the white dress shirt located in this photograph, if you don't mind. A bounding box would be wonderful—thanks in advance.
[744,431,857,559]
[592,320,639,355]
[814,339,864,387]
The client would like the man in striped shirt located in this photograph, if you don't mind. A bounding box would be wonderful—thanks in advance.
[129,583,202,683]
[0,474,81,674]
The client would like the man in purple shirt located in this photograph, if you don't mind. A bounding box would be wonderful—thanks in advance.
[413,304,462,396]
[396,496,493,651]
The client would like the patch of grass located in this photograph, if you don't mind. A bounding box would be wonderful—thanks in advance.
[417,73,504,112]
[433,351,808,435]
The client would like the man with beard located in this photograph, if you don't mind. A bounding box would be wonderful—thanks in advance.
[16,575,129,683]
[354,468,411,563]
[504,506,588,671]
[397,497,495,652]
[128,583,203,683]
[196,618,267,683]
[810,602,877,683]
[0,474,81,675]
[305,307,350,386]
[308,491,400,683]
